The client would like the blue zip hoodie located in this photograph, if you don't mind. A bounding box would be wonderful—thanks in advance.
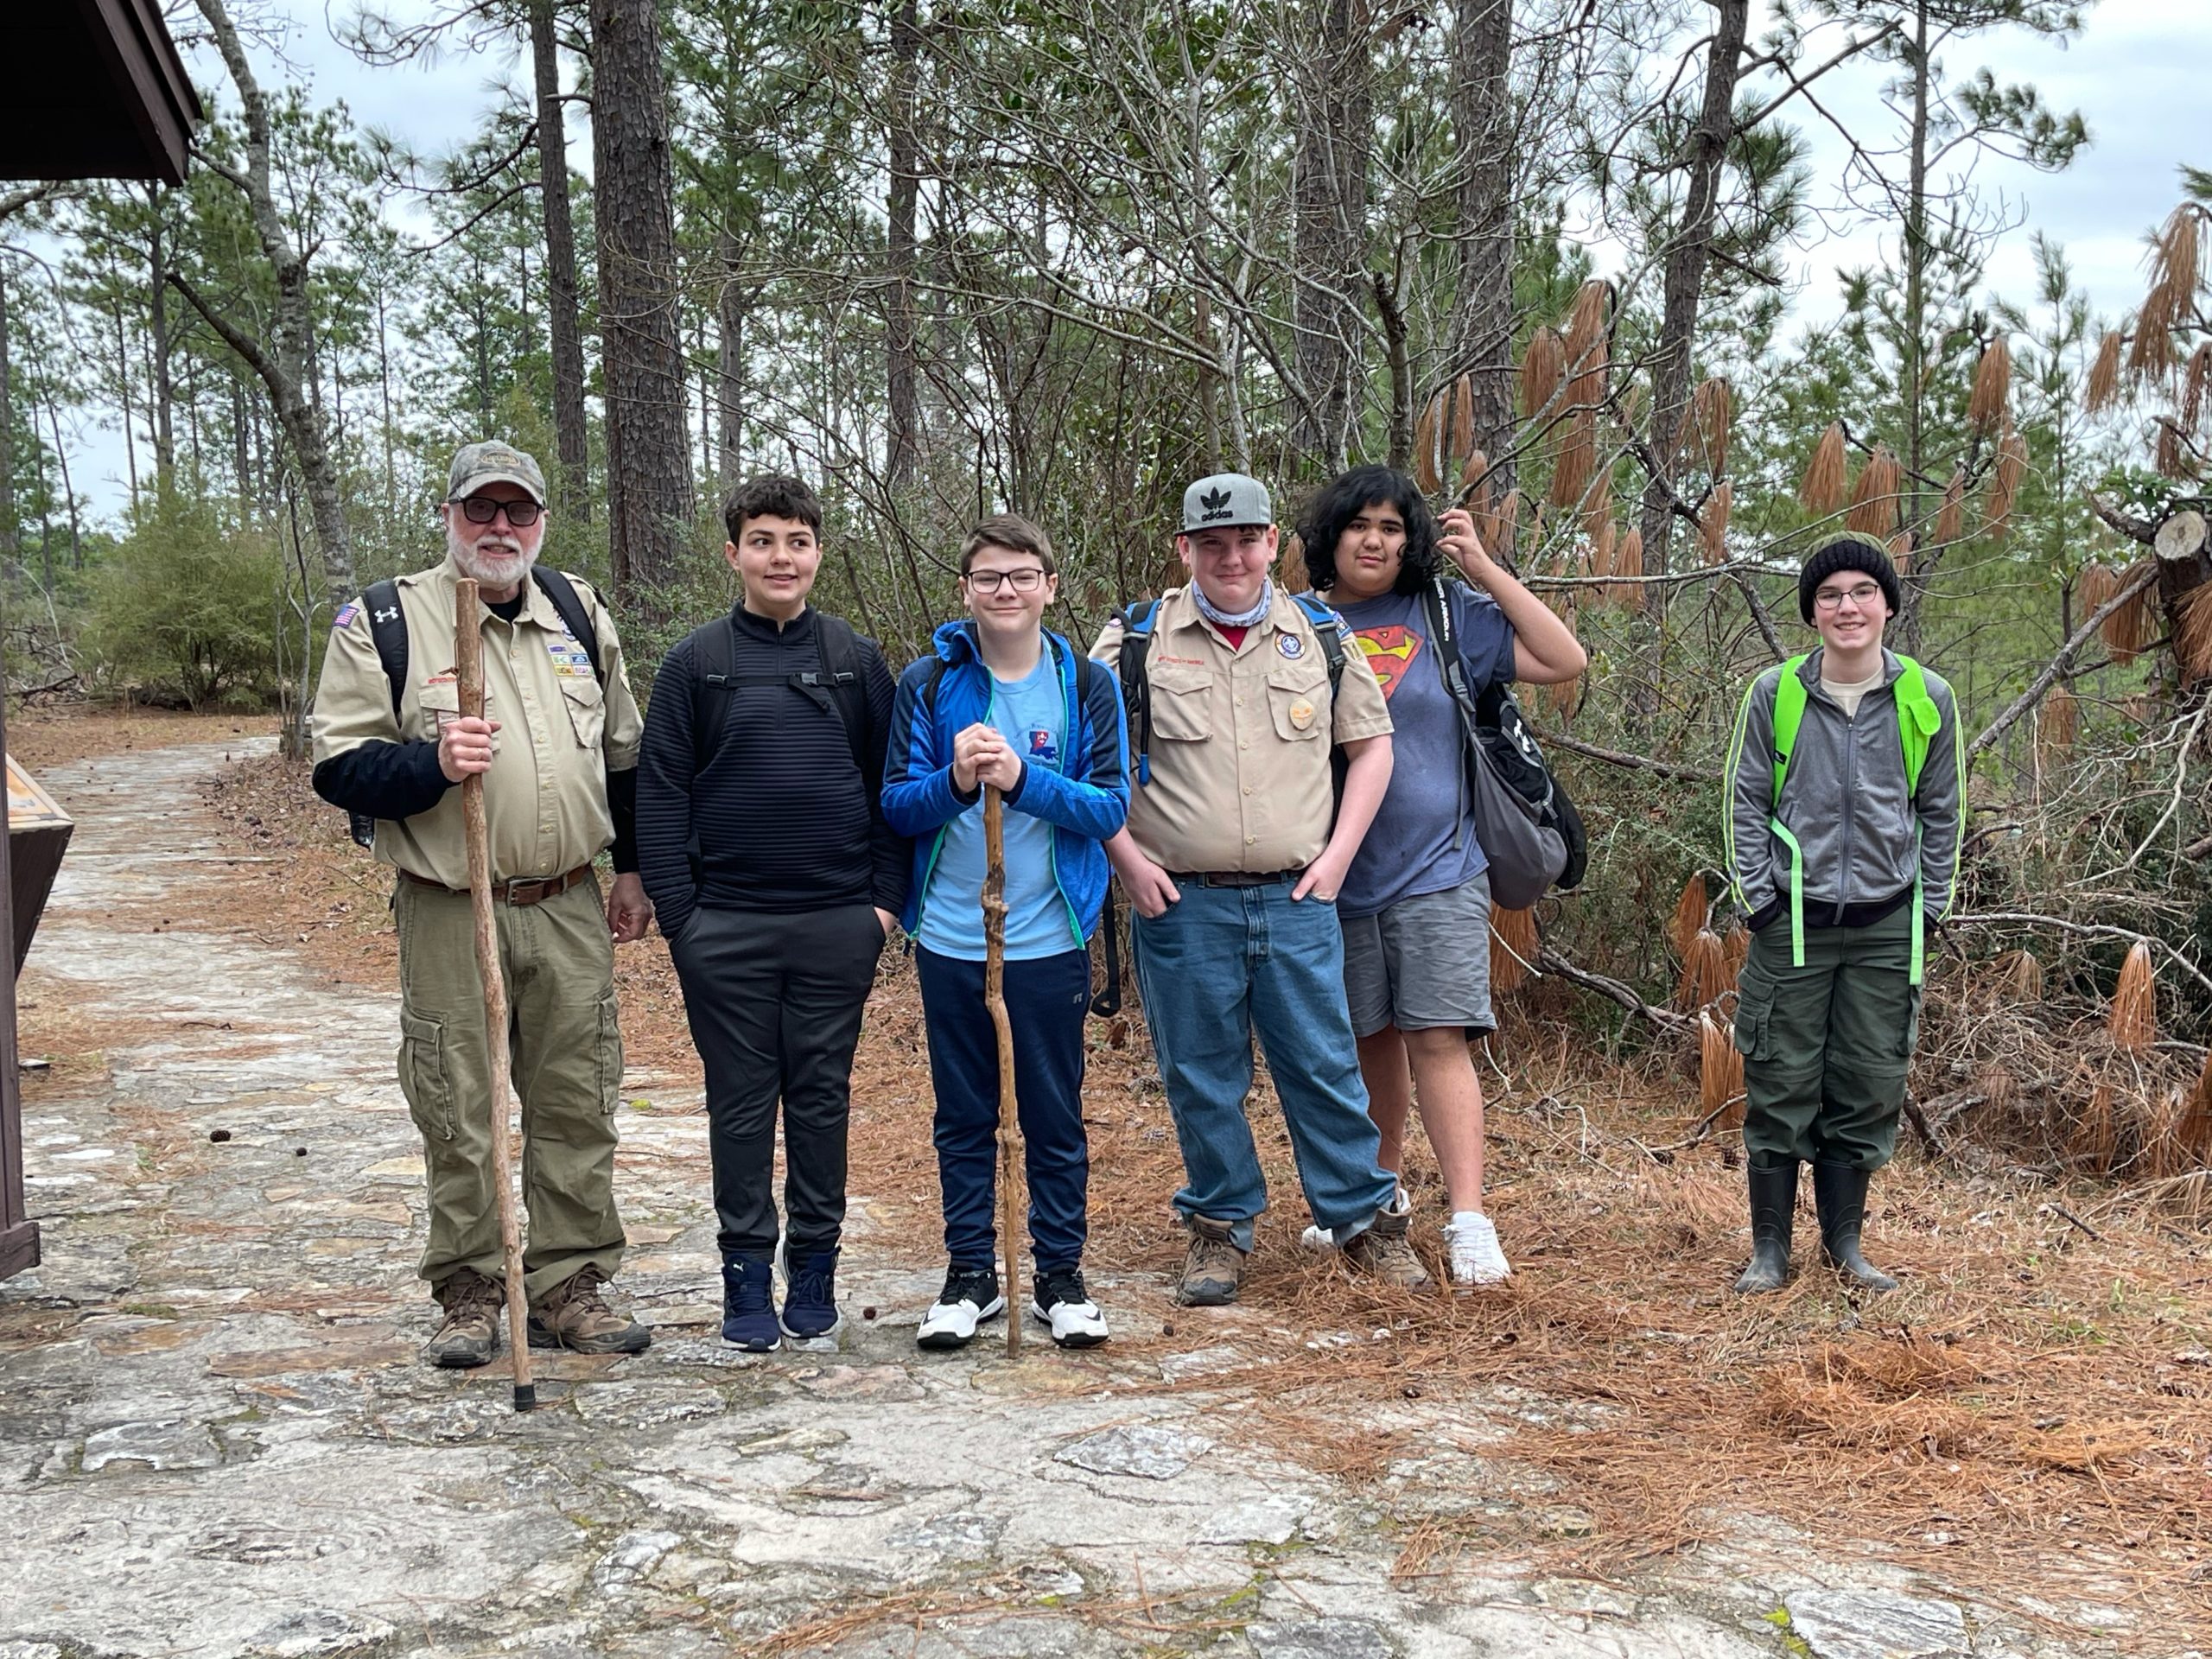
[882,620,1129,943]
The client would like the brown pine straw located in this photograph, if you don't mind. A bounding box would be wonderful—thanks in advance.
[1669,872,1709,961]
[1800,422,1847,514]
[1699,1009,1744,1127]
[2107,941,2157,1050]
[1845,442,1902,535]
[1489,903,1539,995]
[2087,328,2126,412]
[1721,922,1751,982]
[1887,530,1914,576]
[2156,417,2192,480]
[1968,335,2013,432]
[1933,467,1965,546]
[2077,561,2119,626]
[2001,947,2044,1003]
[1520,325,1565,418]
[2037,683,2077,767]
[1461,446,1490,499]
[1450,372,1477,465]
[1688,375,1732,473]
[1414,394,1443,493]
[2103,562,2159,665]
[1489,487,1522,562]
[1587,519,1619,610]
[1279,531,1310,592]
[1580,479,1613,542]
[1987,425,2029,535]
[1675,927,1729,1013]
[1700,480,1732,564]
[1564,279,1610,406]
[2183,340,2212,436]
[2177,580,2212,683]
[1614,527,1646,610]
[1550,410,1595,508]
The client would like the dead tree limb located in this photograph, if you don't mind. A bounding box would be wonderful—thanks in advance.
[1967,564,2162,765]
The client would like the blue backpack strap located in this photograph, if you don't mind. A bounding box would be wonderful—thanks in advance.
[1287,590,1348,698]
[1117,600,1160,785]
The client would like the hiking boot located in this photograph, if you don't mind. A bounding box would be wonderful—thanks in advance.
[779,1242,844,1340]
[1733,1155,1797,1295]
[917,1263,1004,1351]
[721,1252,779,1351]
[1031,1266,1109,1348]
[1342,1195,1432,1289]
[1177,1215,1246,1306]
[528,1263,651,1355]
[423,1267,504,1369]
[1442,1211,1511,1288]
[1813,1160,1897,1293]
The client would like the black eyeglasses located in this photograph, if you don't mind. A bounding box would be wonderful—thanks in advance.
[965,568,1046,594]
[454,496,543,527]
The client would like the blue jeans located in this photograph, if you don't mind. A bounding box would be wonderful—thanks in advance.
[1132,881,1395,1250]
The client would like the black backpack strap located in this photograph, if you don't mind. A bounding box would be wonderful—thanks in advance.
[1117,600,1159,785]
[364,579,409,718]
[530,567,604,684]
[919,655,950,717]
[693,615,741,777]
[810,613,874,785]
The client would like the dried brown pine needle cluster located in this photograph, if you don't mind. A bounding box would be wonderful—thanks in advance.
[1801,422,1847,516]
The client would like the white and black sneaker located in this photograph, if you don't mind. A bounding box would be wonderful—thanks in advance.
[1031,1267,1109,1349]
[916,1264,1005,1351]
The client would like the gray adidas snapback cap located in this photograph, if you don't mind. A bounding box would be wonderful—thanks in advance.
[1179,472,1273,532]
[448,440,549,505]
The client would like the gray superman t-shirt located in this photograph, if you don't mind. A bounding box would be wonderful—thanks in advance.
[1332,583,1517,919]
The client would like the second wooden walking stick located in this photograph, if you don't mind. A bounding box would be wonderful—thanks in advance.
[454,578,536,1412]
[982,785,1025,1357]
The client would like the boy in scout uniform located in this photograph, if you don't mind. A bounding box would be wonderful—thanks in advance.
[1093,473,1427,1306]
[312,441,655,1366]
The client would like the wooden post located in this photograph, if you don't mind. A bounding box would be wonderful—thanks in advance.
[454,579,535,1411]
[982,785,1024,1357]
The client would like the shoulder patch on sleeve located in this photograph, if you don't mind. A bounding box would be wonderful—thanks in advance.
[333,602,359,630]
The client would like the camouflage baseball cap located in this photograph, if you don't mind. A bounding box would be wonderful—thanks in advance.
[448,440,548,506]
[1179,472,1272,532]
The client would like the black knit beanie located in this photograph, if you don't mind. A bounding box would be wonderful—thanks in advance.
[1798,536,1902,624]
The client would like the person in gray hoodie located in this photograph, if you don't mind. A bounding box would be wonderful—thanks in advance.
[1724,536,1962,1294]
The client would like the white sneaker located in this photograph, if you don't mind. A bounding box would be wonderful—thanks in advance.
[1443,1211,1510,1287]
[1030,1267,1109,1348]
[1300,1224,1338,1252]
[916,1265,1005,1350]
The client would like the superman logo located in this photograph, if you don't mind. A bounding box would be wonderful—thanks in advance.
[1354,625,1423,699]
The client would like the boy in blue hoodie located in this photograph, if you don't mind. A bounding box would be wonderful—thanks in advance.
[882,515,1130,1348]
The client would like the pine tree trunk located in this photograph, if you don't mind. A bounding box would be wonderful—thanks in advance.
[0,264,15,565]
[1635,0,1749,579]
[1446,0,1516,491]
[1289,0,1371,477]
[1894,0,1934,655]
[532,0,592,521]
[717,234,747,486]
[146,185,175,486]
[885,0,922,490]
[588,0,696,625]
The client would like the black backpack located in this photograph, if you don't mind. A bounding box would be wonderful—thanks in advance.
[345,566,603,849]
[689,608,874,782]
[1417,576,1587,906]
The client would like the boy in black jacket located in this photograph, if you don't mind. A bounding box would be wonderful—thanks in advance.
[635,475,908,1350]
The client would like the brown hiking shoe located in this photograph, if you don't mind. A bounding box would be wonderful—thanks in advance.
[423,1268,504,1369]
[528,1264,651,1355]
[1177,1216,1247,1307]
[1343,1201,1432,1290]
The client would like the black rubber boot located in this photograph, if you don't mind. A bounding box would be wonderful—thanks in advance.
[1813,1160,1897,1293]
[1732,1156,1797,1294]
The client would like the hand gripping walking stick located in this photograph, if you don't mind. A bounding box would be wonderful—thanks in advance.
[454,579,536,1411]
[982,785,1025,1357]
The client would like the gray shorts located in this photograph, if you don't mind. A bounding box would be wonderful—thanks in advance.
[1341,871,1495,1039]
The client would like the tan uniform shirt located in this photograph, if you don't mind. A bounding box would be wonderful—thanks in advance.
[1090,585,1392,873]
[310,558,644,887]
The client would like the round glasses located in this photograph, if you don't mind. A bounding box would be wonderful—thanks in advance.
[1814,583,1883,611]
[965,567,1046,594]
[454,495,543,527]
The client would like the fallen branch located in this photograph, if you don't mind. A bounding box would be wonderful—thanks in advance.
[1536,947,1691,1033]
[1539,730,1721,784]
[1968,565,2162,765]
[1942,910,2212,1001]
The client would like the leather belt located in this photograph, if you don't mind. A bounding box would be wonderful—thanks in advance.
[1166,869,1301,888]
[401,864,592,906]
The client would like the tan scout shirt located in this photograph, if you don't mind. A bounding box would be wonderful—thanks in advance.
[1090,585,1392,873]
[310,559,643,888]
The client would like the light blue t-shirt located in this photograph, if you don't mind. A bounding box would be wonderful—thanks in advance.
[917,652,1080,962]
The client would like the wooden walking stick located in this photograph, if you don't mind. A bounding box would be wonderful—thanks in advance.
[982,785,1025,1357]
[454,578,536,1412]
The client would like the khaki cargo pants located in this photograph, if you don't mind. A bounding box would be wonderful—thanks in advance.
[1733,903,1921,1172]
[393,873,626,1300]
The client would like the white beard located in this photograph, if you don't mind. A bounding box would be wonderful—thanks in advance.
[446,522,541,590]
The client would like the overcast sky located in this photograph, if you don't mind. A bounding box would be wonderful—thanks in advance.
[61,0,2202,516]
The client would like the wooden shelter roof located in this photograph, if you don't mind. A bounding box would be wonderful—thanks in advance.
[3,0,203,186]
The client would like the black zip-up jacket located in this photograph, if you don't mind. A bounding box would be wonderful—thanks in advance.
[635,604,907,943]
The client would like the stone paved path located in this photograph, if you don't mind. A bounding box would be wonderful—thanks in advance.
[0,741,2131,1658]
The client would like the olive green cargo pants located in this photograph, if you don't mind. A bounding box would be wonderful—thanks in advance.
[393,873,626,1300]
[1732,903,1921,1172]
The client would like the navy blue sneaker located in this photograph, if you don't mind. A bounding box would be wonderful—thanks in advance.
[721,1252,779,1351]
[779,1242,844,1340]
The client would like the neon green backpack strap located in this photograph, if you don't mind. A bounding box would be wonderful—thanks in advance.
[1766,657,1811,969]
[1891,654,1943,986]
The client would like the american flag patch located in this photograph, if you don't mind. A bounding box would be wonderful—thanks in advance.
[333,603,359,629]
